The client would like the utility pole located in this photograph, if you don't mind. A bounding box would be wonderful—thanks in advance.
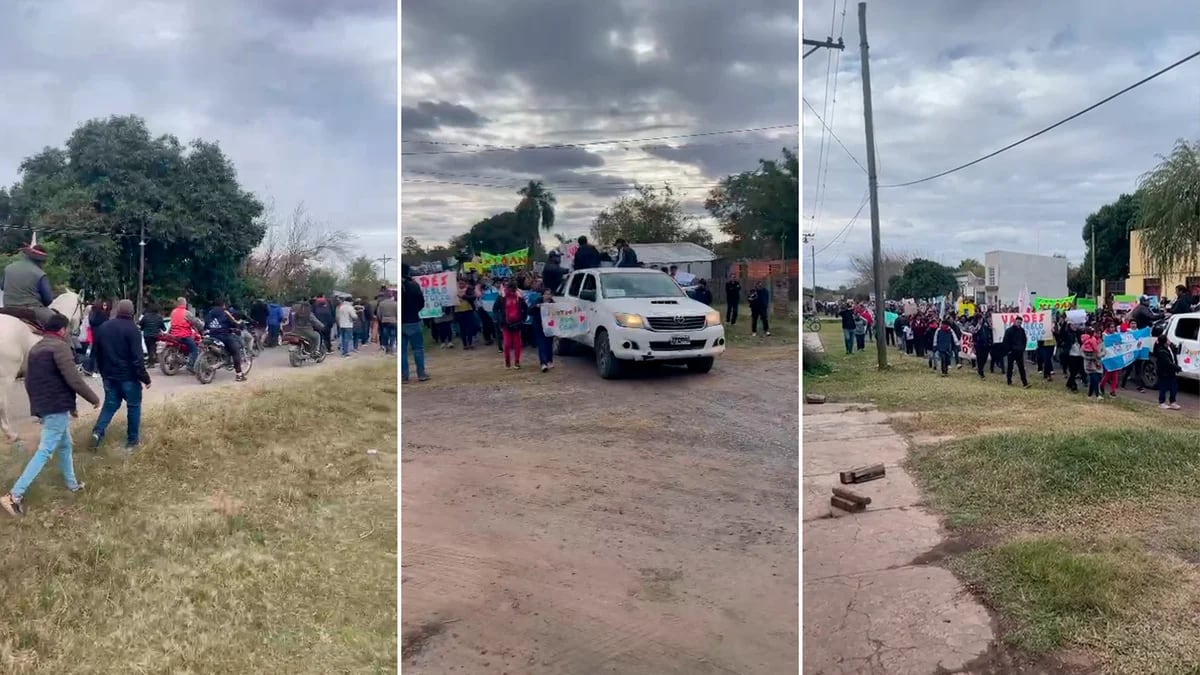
[803,232,817,311]
[803,36,845,59]
[137,222,146,317]
[1090,225,1097,301]
[857,2,887,370]
[375,255,395,282]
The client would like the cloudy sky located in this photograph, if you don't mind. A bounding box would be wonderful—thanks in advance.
[401,0,799,250]
[803,0,1200,288]
[0,0,397,278]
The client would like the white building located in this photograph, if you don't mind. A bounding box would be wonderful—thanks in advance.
[629,242,718,281]
[983,250,1069,307]
[954,271,986,303]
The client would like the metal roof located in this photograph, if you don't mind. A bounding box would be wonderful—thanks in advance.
[628,242,718,263]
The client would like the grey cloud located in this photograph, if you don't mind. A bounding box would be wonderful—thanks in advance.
[401,100,487,130]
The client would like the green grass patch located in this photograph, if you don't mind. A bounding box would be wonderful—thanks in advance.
[910,428,1200,529]
[954,537,1172,654]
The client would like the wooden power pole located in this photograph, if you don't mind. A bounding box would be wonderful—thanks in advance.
[857,2,888,370]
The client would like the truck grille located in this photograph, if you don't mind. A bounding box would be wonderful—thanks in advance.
[646,315,706,331]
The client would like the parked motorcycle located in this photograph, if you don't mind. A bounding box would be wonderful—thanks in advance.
[195,334,254,384]
[282,332,327,367]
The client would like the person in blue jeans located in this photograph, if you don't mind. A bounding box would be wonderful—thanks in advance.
[529,288,555,372]
[399,264,429,382]
[1,313,101,517]
[89,299,152,450]
[837,304,857,355]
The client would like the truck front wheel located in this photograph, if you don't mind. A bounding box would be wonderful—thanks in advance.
[594,330,623,379]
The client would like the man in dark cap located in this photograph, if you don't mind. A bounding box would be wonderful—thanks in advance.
[0,244,56,326]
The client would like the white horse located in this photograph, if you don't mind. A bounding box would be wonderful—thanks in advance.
[0,291,86,442]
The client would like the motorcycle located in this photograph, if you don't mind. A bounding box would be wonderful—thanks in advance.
[241,326,263,357]
[194,333,254,384]
[282,332,327,367]
[157,333,196,376]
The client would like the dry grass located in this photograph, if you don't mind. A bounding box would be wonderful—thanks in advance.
[0,361,398,674]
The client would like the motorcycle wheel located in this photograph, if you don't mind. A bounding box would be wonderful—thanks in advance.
[241,350,254,376]
[159,351,182,376]
[288,347,302,368]
[195,354,217,384]
[314,348,328,364]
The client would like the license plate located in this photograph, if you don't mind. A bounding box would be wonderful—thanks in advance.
[670,335,691,346]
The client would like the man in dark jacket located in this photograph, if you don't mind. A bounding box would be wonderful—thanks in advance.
[692,279,714,305]
[400,264,427,380]
[725,276,741,324]
[138,305,166,366]
[614,239,639,267]
[972,317,994,379]
[1170,285,1196,315]
[542,252,567,294]
[572,236,601,270]
[91,299,152,451]
[1002,316,1030,388]
[312,297,335,353]
[0,313,100,517]
[0,244,56,327]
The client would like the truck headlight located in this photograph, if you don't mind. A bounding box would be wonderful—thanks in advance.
[705,310,721,327]
[614,312,645,328]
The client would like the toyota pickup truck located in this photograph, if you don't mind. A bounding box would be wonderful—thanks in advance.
[551,268,726,379]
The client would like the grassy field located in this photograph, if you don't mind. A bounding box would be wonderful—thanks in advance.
[0,362,398,673]
[803,337,1200,673]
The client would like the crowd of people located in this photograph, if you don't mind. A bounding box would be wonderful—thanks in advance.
[830,284,1196,410]
[0,243,400,518]
[399,236,782,382]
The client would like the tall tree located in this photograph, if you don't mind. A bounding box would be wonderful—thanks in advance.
[401,236,425,260]
[452,210,528,255]
[242,202,352,301]
[591,184,712,248]
[4,115,265,306]
[1135,138,1200,276]
[514,180,555,257]
[888,258,958,300]
[1081,192,1139,287]
[343,256,385,299]
[849,249,911,293]
[704,148,799,258]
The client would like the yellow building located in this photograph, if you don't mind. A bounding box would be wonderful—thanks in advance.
[1116,229,1200,299]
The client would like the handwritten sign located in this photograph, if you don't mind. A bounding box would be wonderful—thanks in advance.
[1033,295,1076,311]
[415,271,455,309]
[541,302,588,338]
[960,332,976,361]
[1181,347,1200,373]
[991,312,1053,351]
[491,265,512,279]
[481,248,529,268]
[418,307,443,319]
[956,300,975,317]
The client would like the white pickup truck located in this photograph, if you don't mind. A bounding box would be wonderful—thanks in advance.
[552,267,726,379]
[1146,311,1200,386]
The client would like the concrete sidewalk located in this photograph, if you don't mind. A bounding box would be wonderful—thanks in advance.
[802,403,994,674]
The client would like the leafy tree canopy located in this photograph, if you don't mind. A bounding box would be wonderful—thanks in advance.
[2,115,265,307]
[704,148,798,258]
[888,258,958,300]
[591,184,713,249]
[956,258,985,277]
[1081,192,1139,285]
[1135,138,1200,275]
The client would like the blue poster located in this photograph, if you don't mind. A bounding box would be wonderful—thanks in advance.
[1100,328,1151,372]
[491,265,512,279]
[524,290,539,324]
[480,288,500,312]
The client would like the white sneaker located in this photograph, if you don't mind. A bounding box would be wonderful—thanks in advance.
[1160,403,1170,410]
[751,332,757,337]
[1169,403,1182,410]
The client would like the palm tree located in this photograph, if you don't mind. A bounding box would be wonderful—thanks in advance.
[515,180,556,259]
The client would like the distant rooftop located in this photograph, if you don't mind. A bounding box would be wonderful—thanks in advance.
[629,242,718,263]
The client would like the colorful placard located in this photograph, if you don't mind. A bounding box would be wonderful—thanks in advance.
[415,271,455,309]
[991,311,1054,351]
[1101,327,1151,372]
[480,248,529,268]
[1033,295,1076,311]
[960,332,976,361]
[540,302,588,338]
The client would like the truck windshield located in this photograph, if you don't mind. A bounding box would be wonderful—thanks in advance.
[600,273,686,299]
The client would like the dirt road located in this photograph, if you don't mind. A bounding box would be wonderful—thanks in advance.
[401,344,799,673]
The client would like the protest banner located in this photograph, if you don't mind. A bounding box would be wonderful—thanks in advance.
[481,248,530,268]
[902,299,918,316]
[479,288,500,312]
[1112,294,1138,312]
[1101,327,1151,371]
[956,300,975,317]
[462,260,488,274]
[1065,309,1088,326]
[1076,297,1097,312]
[490,265,512,279]
[1033,295,1076,311]
[555,241,580,269]
[959,332,975,361]
[524,290,540,324]
[418,306,443,319]
[541,302,588,338]
[992,311,1053,351]
[884,311,898,328]
[415,271,455,310]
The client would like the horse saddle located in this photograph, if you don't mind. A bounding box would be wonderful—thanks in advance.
[0,307,46,333]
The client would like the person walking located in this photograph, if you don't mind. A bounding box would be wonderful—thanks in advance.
[313,297,335,354]
[724,276,741,324]
[90,299,152,451]
[1153,334,1182,410]
[838,303,856,355]
[0,313,100,517]
[1082,328,1105,399]
[1002,316,1031,388]
[454,279,478,349]
[399,265,427,381]
[973,317,994,379]
[138,304,166,366]
[499,282,528,369]
[336,297,356,357]
[529,287,555,372]
[748,281,770,337]
[935,319,956,376]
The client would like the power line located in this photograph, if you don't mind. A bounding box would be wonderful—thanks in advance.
[811,0,851,236]
[880,47,1200,188]
[400,123,798,155]
[802,96,868,174]
[814,189,870,256]
[809,0,840,230]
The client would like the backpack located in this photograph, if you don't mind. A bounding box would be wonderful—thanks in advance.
[505,297,522,326]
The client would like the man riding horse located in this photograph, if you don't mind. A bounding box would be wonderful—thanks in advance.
[0,244,57,328]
